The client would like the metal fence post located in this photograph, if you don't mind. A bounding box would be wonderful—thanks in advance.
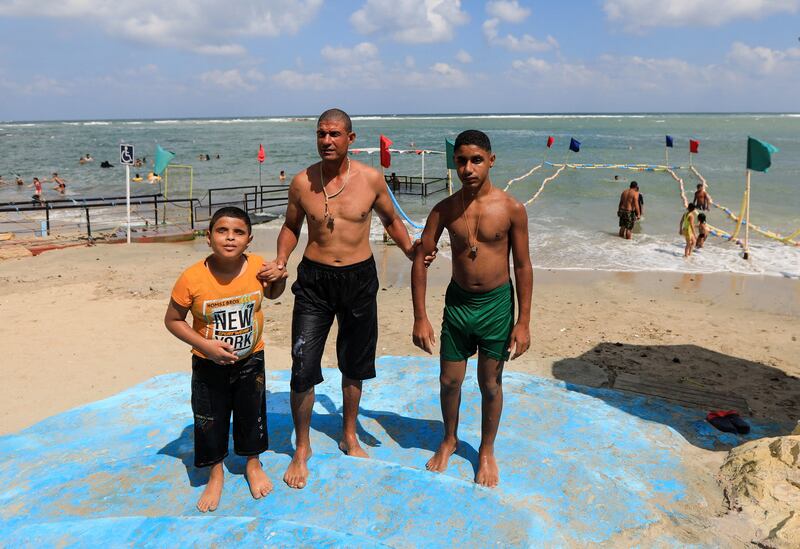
[45,204,51,235]
[85,207,91,239]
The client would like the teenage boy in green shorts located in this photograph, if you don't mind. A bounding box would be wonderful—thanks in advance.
[165,206,286,512]
[411,130,533,488]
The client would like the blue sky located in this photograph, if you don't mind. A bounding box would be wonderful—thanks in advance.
[1,0,799,120]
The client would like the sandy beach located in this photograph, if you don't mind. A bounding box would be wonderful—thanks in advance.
[1,224,799,545]
[2,224,798,435]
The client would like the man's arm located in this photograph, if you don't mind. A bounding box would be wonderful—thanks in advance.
[634,193,641,218]
[411,204,446,354]
[508,201,533,360]
[618,191,624,211]
[259,176,305,282]
[373,174,414,259]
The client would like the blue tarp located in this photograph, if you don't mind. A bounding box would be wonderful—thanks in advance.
[0,356,774,547]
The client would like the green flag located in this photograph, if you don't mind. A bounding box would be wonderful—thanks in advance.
[154,144,176,176]
[446,139,455,170]
[746,136,778,173]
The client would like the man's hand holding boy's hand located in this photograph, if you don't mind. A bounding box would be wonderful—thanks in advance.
[410,239,438,267]
[507,322,530,360]
[202,340,240,365]
[412,317,436,354]
[258,259,288,283]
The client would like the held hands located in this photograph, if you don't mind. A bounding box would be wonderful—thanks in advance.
[410,239,438,267]
[202,339,240,365]
[412,318,436,354]
[506,322,531,360]
[258,259,288,285]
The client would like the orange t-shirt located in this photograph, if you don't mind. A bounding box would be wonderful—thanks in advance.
[171,254,265,359]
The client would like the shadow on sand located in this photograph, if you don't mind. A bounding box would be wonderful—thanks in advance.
[552,342,798,450]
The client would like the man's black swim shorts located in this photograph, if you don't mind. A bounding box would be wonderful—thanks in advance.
[289,256,379,392]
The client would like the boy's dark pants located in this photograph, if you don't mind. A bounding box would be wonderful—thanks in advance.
[191,350,268,468]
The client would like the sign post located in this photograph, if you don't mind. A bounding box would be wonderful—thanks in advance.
[120,144,135,244]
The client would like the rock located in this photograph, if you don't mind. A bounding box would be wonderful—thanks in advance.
[718,436,800,548]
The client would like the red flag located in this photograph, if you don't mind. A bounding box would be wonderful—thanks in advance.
[689,139,699,154]
[257,143,266,163]
[380,134,392,168]
[546,136,554,148]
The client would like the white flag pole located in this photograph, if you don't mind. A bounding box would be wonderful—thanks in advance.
[126,164,131,244]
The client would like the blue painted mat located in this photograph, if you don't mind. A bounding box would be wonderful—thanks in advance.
[0,356,774,547]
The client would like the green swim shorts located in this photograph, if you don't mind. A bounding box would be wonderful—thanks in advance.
[440,279,515,362]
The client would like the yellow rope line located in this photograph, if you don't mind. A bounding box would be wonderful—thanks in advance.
[503,164,543,192]
[689,167,799,246]
[523,165,566,206]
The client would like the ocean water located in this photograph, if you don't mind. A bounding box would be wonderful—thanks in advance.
[1,114,798,278]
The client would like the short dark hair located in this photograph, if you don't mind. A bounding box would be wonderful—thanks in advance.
[698,213,706,222]
[630,181,638,189]
[697,183,703,189]
[209,206,252,234]
[687,203,696,211]
[454,130,492,153]
[318,108,352,132]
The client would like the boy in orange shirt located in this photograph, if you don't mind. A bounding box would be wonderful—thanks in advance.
[165,206,286,512]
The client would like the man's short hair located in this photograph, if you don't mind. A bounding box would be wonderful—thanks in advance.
[630,181,639,189]
[687,203,696,211]
[318,108,352,132]
[697,183,703,189]
[698,213,706,222]
[209,206,252,234]
[454,130,492,153]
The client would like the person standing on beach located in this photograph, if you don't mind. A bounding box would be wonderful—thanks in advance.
[411,130,533,488]
[693,183,712,211]
[165,207,285,512]
[257,108,426,490]
[617,181,640,239]
[680,203,698,257]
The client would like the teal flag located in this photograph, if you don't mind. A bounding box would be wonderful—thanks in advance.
[446,139,455,170]
[154,144,176,176]
[746,136,778,173]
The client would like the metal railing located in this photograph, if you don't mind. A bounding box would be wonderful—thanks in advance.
[0,194,201,239]
[205,185,288,218]
[385,175,448,197]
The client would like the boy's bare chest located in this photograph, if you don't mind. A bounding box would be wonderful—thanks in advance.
[447,206,511,245]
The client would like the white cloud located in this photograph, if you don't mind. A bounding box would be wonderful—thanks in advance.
[350,0,469,43]
[486,0,530,22]
[603,0,800,30]
[0,0,323,55]
[199,69,266,91]
[272,69,336,91]
[727,41,800,75]
[321,42,379,64]
[483,18,557,52]
[455,49,472,63]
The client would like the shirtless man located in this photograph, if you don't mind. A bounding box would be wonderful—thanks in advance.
[693,183,712,211]
[411,130,532,488]
[617,181,641,240]
[258,108,425,490]
[51,173,66,194]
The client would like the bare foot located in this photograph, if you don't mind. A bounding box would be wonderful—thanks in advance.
[426,438,457,473]
[475,447,499,488]
[283,445,311,489]
[197,462,224,512]
[245,456,273,499]
[338,435,369,458]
